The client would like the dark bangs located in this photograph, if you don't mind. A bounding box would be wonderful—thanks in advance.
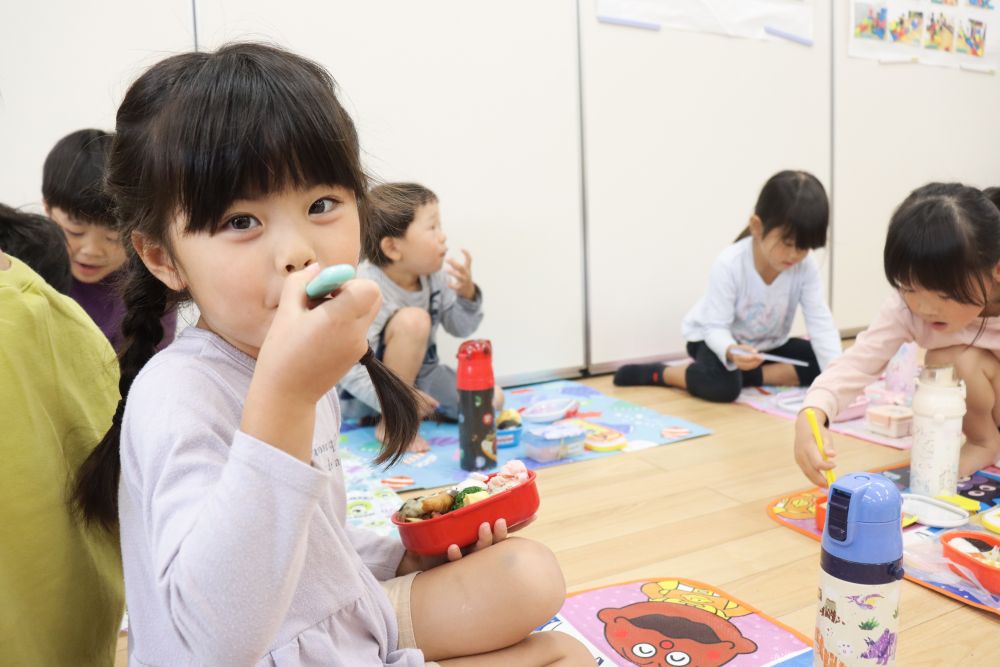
[884,183,1000,306]
[146,43,367,235]
[755,170,829,250]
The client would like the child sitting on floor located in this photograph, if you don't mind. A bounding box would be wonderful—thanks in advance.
[795,183,1000,486]
[615,170,842,403]
[339,182,503,452]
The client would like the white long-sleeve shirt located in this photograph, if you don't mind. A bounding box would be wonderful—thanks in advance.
[681,237,842,371]
[119,327,424,666]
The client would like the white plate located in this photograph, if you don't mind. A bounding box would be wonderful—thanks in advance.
[521,398,578,423]
[901,493,970,529]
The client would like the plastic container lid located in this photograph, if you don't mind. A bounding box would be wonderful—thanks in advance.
[821,473,903,566]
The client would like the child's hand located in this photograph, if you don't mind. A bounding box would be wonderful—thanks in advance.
[446,518,508,561]
[255,265,380,405]
[794,409,838,487]
[446,249,476,300]
[727,344,763,370]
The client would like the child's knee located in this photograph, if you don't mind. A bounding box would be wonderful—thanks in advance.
[689,375,742,403]
[925,345,968,367]
[953,347,999,377]
[498,538,566,619]
[385,307,432,341]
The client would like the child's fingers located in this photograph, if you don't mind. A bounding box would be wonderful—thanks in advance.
[799,450,831,487]
[315,277,381,321]
[474,521,494,550]
[277,263,322,312]
[446,544,463,562]
[461,248,472,268]
[492,518,508,542]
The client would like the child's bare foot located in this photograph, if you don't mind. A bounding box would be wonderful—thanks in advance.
[375,420,430,453]
[959,441,1000,476]
[416,389,439,419]
[406,435,430,453]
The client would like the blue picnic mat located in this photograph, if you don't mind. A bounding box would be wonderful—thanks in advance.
[340,380,711,491]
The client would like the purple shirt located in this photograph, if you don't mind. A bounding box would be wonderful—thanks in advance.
[69,271,177,351]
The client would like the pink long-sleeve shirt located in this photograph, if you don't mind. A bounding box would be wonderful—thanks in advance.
[803,291,1000,420]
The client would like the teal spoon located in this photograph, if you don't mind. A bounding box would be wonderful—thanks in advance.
[305,264,356,299]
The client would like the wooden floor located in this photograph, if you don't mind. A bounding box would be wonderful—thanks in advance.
[115,374,999,665]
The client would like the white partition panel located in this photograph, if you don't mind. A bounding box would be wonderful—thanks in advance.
[195,0,586,384]
[581,2,834,370]
[831,3,1000,331]
[0,1,195,211]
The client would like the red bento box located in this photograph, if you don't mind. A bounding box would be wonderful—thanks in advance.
[941,530,1000,595]
[392,470,540,555]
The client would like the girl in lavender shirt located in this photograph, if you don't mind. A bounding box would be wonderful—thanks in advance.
[71,44,589,667]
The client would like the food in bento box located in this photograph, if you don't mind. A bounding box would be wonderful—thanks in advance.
[397,460,530,522]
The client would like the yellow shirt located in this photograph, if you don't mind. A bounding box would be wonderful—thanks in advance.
[0,255,124,666]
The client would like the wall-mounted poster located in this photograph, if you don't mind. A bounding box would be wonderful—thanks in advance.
[850,0,998,71]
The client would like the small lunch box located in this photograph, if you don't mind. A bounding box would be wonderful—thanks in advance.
[522,424,585,462]
[941,530,1000,595]
[392,470,540,555]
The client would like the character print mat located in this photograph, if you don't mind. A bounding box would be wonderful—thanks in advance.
[768,464,1000,617]
[735,385,912,451]
[536,578,813,666]
[340,380,711,492]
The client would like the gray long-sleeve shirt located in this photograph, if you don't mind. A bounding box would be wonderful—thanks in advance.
[119,327,424,666]
[338,261,483,411]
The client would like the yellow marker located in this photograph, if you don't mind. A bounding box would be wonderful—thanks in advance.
[805,408,836,486]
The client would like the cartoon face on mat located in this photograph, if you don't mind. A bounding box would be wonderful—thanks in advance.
[598,601,757,667]
[772,492,817,520]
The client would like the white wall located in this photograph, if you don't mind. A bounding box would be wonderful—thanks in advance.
[580,1,833,370]
[0,0,195,212]
[830,2,1000,330]
[195,0,587,384]
[4,1,999,380]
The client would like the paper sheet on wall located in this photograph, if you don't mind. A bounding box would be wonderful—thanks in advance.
[850,1,999,72]
[596,0,815,45]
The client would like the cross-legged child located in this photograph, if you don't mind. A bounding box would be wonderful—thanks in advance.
[71,43,589,666]
[339,182,503,452]
[615,170,841,403]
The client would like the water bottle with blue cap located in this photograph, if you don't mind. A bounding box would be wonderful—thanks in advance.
[814,473,903,666]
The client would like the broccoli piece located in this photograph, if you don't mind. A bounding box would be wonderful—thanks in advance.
[452,486,486,510]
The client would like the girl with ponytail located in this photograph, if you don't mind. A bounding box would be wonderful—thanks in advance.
[71,43,586,666]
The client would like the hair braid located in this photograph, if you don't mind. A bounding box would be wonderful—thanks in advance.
[72,257,170,530]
